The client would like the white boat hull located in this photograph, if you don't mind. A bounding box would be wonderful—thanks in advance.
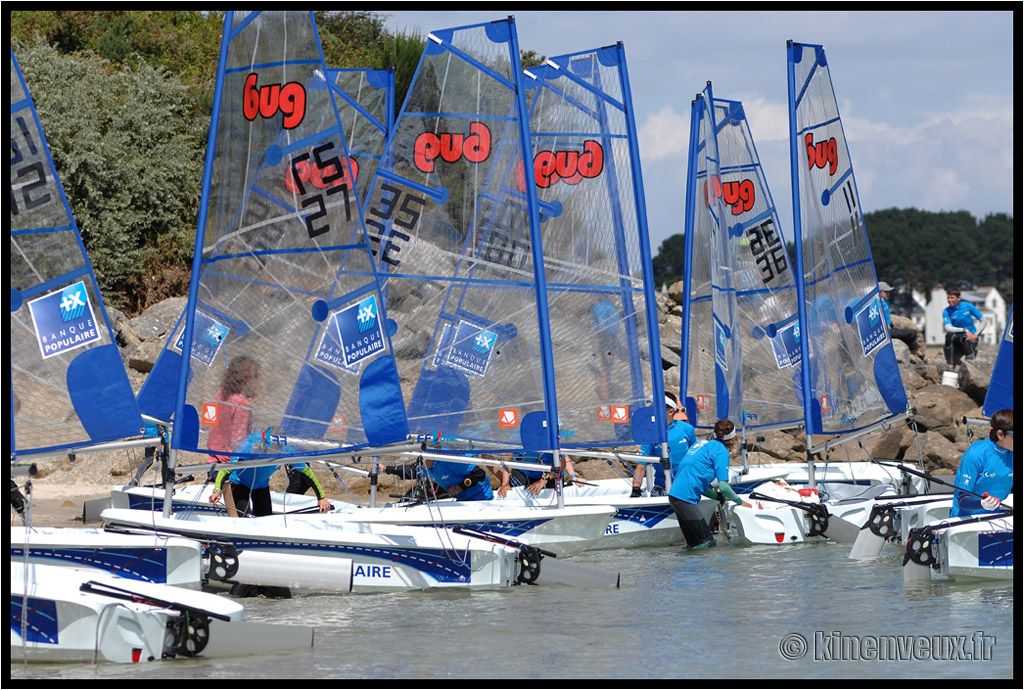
[494,479,718,550]
[11,526,204,587]
[10,561,241,663]
[937,516,1014,581]
[99,508,520,593]
[725,495,881,546]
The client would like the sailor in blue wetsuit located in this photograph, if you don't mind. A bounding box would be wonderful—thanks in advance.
[942,287,985,368]
[631,392,696,498]
[667,419,751,549]
[950,409,1014,517]
[422,456,494,501]
[209,432,332,516]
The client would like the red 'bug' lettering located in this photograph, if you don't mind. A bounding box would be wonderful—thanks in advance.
[704,176,755,215]
[804,133,838,175]
[414,122,491,173]
[515,140,605,191]
[243,73,306,129]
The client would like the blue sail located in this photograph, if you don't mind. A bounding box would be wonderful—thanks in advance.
[521,43,666,449]
[10,48,144,457]
[362,17,558,455]
[982,303,1013,418]
[138,64,396,426]
[786,41,908,439]
[682,83,803,433]
[168,11,408,462]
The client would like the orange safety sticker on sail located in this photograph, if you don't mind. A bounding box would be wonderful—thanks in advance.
[695,394,712,411]
[596,405,630,423]
[201,403,219,426]
[499,408,518,428]
[820,395,830,414]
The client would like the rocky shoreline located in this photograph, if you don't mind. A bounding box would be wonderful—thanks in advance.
[16,286,1000,528]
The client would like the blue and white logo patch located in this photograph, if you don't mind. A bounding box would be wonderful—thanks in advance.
[714,321,728,371]
[443,320,496,377]
[856,297,887,356]
[331,295,385,368]
[174,310,230,366]
[28,281,102,359]
[774,322,803,369]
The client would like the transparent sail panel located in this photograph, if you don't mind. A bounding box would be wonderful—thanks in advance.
[522,45,661,448]
[711,95,803,430]
[10,49,143,456]
[172,11,408,460]
[138,63,396,428]
[326,67,394,207]
[681,92,720,431]
[363,19,557,451]
[788,41,907,436]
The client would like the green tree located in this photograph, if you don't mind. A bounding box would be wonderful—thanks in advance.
[15,38,203,313]
[651,233,687,289]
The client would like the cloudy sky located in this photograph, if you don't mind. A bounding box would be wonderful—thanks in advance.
[381,10,1014,255]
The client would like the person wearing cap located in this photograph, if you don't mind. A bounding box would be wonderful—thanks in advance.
[631,391,695,498]
[942,287,984,369]
[949,408,1014,517]
[667,419,751,549]
[877,281,920,353]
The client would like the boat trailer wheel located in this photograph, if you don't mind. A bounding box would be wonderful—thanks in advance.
[206,541,239,580]
[516,545,543,585]
[903,527,937,568]
[805,504,830,538]
[865,505,898,540]
[166,610,211,658]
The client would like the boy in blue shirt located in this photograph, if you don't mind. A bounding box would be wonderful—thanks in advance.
[942,287,984,368]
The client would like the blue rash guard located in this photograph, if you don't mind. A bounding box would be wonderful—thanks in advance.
[423,459,493,501]
[518,451,554,484]
[640,420,697,489]
[668,439,730,505]
[214,434,306,491]
[949,438,1013,517]
[943,301,984,334]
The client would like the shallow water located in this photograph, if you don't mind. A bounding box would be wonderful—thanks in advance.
[10,540,1014,679]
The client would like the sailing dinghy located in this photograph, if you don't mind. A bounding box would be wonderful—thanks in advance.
[9,47,207,586]
[104,66,398,520]
[714,39,917,544]
[106,11,601,593]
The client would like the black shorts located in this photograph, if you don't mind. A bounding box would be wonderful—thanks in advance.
[668,495,715,548]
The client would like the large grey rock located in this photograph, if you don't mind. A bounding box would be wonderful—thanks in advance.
[918,430,961,471]
[667,280,684,305]
[127,297,186,342]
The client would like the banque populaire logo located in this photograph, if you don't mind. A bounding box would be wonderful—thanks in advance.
[27,281,102,360]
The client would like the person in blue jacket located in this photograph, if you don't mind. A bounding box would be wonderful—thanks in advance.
[422,456,494,501]
[950,409,1014,517]
[631,392,696,498]
[209,432,332,517]
[942,287,985,369]
[668,419,751,549]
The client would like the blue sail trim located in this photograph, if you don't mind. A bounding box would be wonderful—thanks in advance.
[424,35,516,91]
[9,224,75,237]
[222,59,322,74]
[796,116,843,137]
[11,266,92,303]
[68,346,145,442]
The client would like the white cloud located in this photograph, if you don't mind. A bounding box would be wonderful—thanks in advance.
[637,105,690,160]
